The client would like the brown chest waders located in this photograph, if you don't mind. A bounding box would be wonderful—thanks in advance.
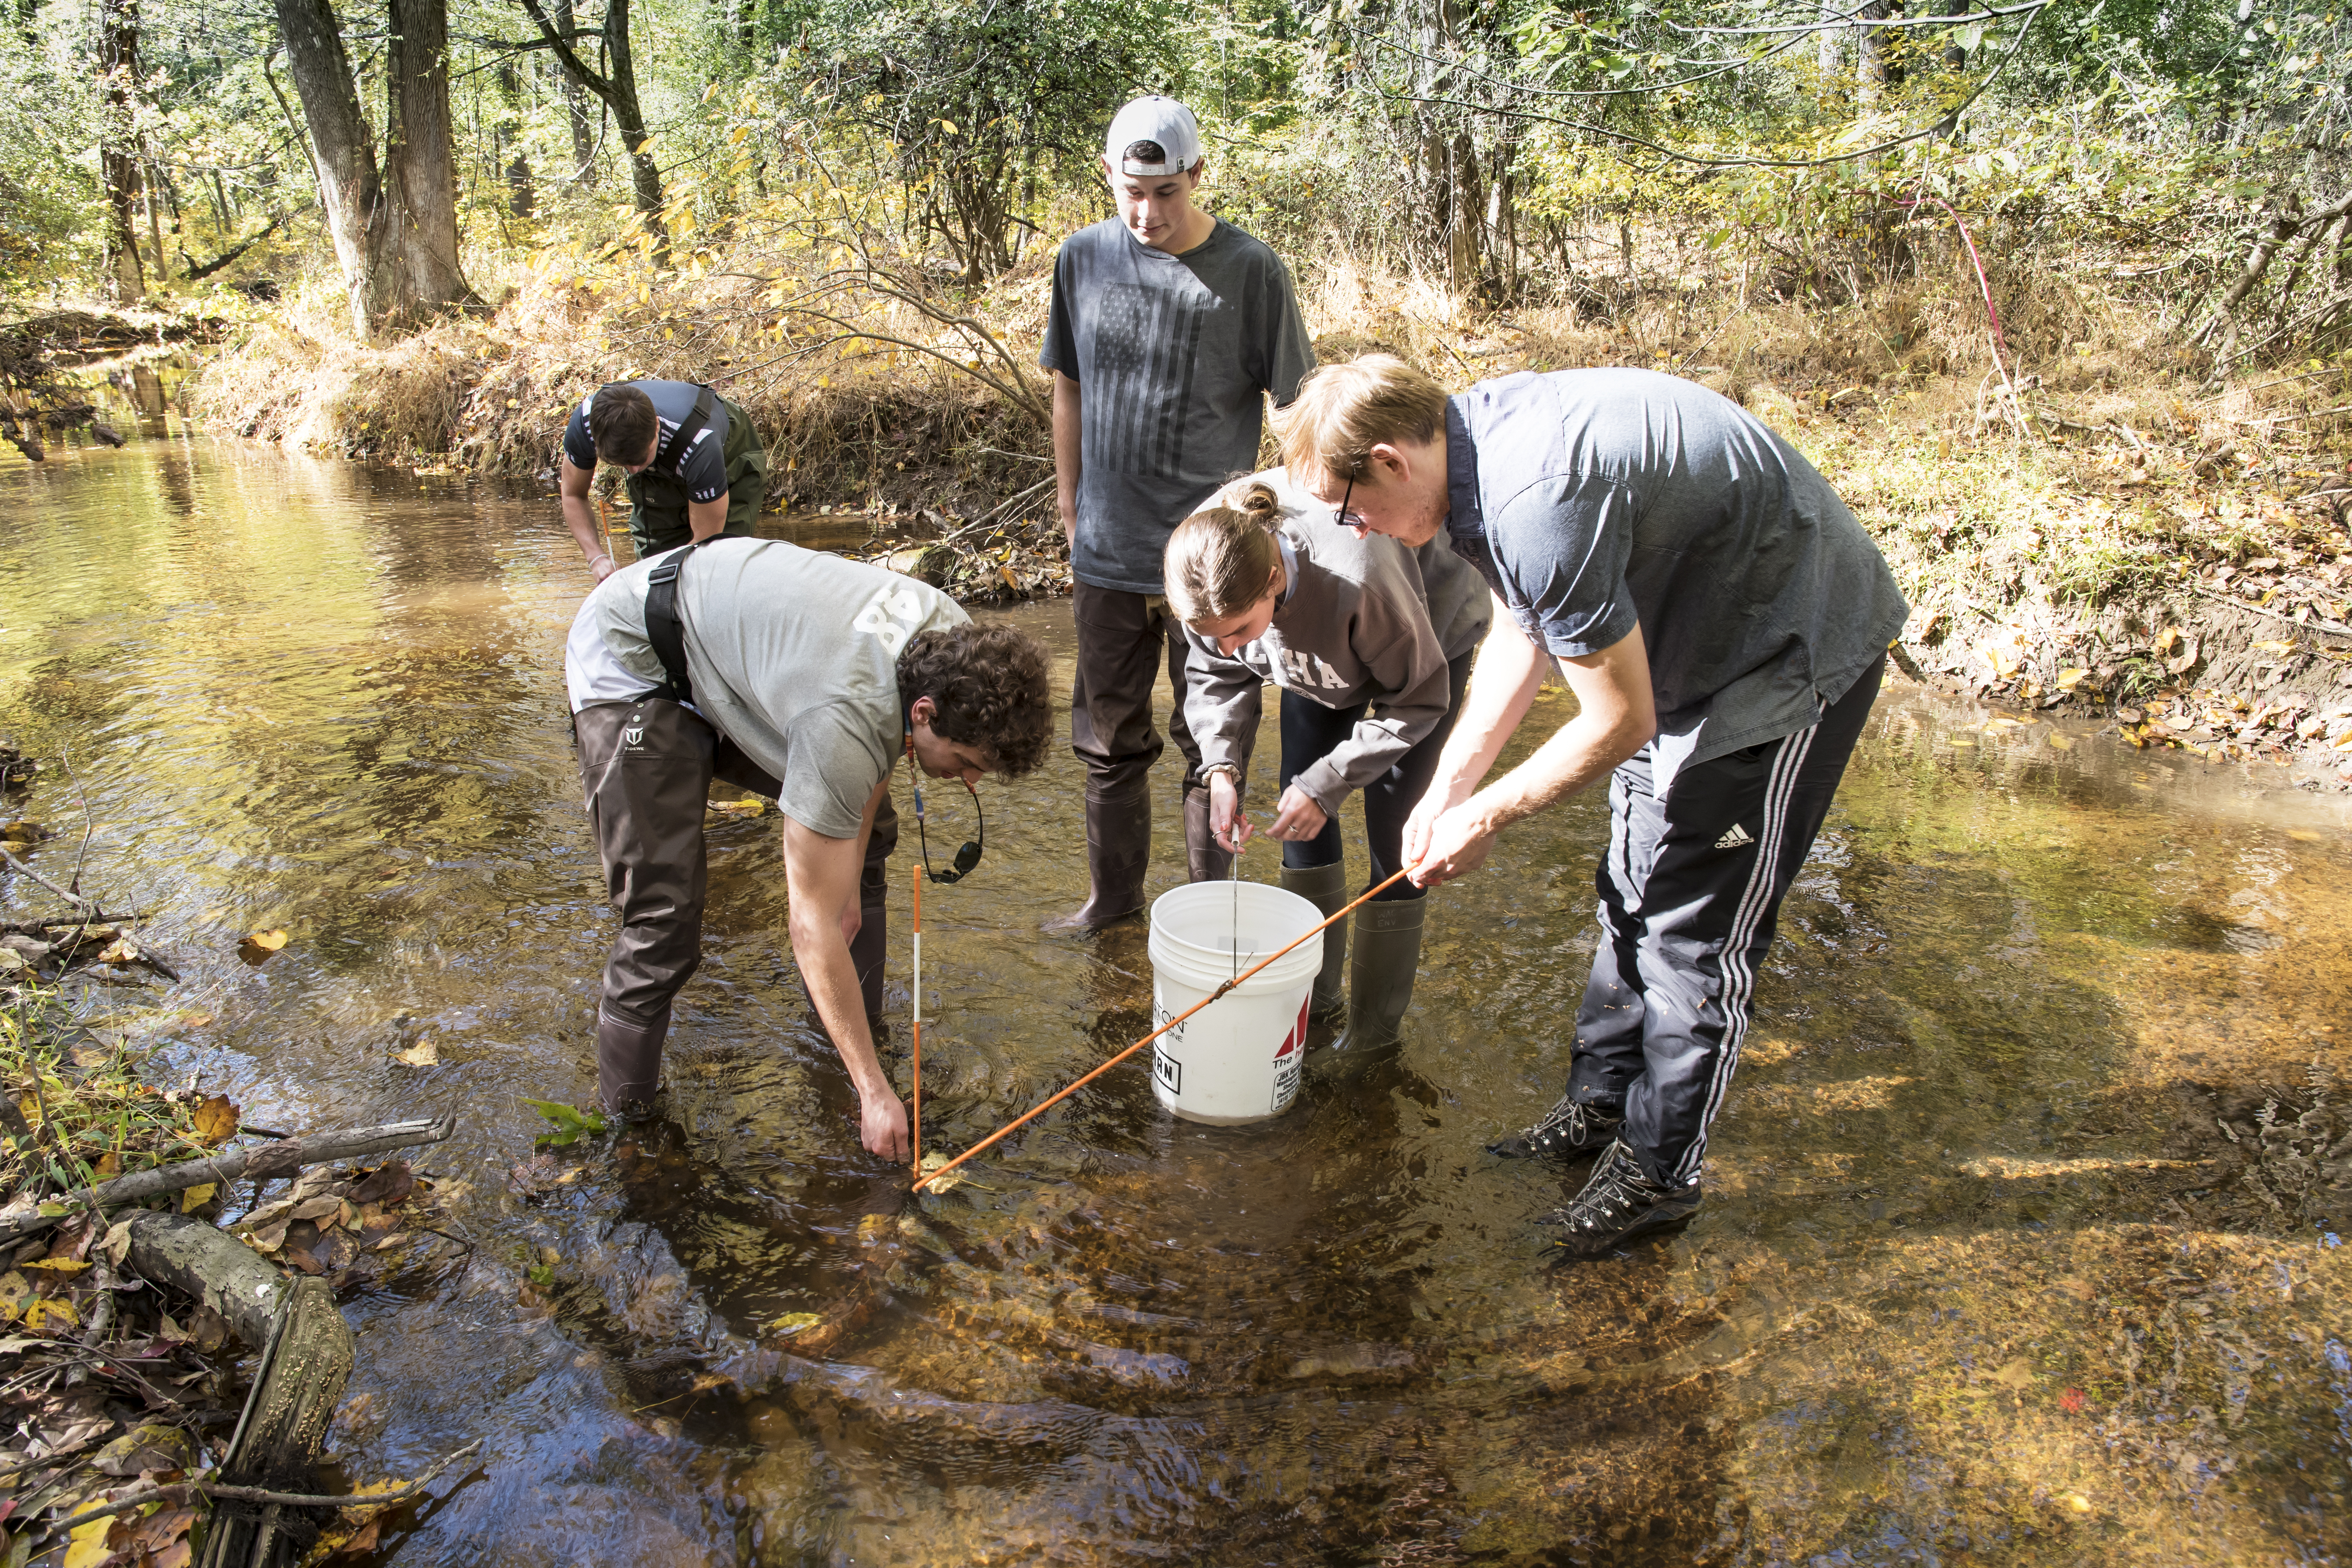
[578,543,893,1114]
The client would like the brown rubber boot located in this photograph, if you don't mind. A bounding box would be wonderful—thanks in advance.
[1279,860,1349,1020]
[1182,783,1233,884]
[1044,788,1152,933]
[1333,896,1425,1053]
[597,1005,670,1114]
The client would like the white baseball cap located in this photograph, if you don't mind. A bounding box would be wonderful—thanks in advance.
[1103,96,1203,177]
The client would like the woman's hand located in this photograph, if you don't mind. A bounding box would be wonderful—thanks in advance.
[1266,785,1328,844]
[1209,770,1253,852]
[589,552,616,582]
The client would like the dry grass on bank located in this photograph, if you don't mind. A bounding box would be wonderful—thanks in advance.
[184,241,2352,771]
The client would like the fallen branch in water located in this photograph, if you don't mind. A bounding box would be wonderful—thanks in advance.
[0,842,101,913]
[50,1438,485,1533]
[0,1114,457,1245]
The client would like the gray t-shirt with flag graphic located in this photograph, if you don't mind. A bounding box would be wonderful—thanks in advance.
[1041,218,1315,595]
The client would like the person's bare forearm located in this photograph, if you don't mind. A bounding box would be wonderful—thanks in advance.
[561,493,610,567]
[1459,708,1649,837]
[1052,372,1082,548]
[788,909,889,1097]
[1426,612,1548,802]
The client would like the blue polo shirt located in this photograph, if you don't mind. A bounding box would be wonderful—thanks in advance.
[1444,368,1907,789]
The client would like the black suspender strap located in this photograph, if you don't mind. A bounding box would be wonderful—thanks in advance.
[653,384,715,477]
[641,545,695,703]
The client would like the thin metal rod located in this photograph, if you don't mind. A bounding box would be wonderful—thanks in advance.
[910,863,923,1182]
[911,865,1413,1193]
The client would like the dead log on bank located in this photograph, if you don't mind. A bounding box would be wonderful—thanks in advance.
[94,1214,360,1567]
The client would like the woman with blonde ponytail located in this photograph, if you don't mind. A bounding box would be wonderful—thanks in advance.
[1166,469,1490,1051]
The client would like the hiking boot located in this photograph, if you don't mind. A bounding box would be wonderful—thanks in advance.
[1539,1142,1701,1260]
[1486,1093,1625,1160]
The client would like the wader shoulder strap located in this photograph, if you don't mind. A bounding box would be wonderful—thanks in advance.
[654,385,716,477]
[641,545,695,703]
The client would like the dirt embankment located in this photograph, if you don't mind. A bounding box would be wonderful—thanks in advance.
[177,258,2352,785]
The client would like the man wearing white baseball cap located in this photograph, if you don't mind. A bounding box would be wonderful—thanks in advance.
[1040,93,1316,932]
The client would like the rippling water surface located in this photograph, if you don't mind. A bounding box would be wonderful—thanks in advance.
[3,438,2349,1565]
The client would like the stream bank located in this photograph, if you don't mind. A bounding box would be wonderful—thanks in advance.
[146,260,2352,785]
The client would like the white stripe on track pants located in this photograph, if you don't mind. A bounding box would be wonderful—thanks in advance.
[1563,655,1886,1189]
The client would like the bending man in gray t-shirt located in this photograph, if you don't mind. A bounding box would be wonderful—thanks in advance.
[564,538,1055,1156]
[1037,93,1315,931]
[1280,356,1909,1261]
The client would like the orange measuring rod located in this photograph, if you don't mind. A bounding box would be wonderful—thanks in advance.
[911,865,1415,1194]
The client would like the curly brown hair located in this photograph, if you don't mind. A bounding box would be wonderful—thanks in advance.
[896,622,1055,777]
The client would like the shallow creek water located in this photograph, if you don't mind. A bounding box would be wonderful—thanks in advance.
[3,438,2350,1566]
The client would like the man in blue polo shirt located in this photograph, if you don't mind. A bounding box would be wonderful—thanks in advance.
[1278,354,1908,1260]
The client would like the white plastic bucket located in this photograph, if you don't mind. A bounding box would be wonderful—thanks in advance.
[1147,881,1326,1125]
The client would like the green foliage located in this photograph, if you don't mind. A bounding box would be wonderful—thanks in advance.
[521,1097,607,1147]
[768,0,1182,279]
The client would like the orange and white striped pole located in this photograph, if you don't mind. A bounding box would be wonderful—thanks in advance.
[910,863,923,1181]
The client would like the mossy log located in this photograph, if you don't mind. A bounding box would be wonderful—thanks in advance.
[122,1204,360,1565]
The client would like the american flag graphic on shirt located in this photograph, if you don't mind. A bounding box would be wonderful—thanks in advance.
[1087,281,1207,477]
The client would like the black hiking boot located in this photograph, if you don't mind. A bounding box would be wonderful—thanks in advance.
[1539,1142,1702,1260]
[1486,1093,1625,1160]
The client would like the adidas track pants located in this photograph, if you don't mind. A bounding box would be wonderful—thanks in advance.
[1563,654,1885,1189]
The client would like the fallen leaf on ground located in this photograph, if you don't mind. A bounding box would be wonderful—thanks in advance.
[93,1423,197,1476]
[770,1312,823,1334]
[190,1094,239,1146]
[19,1258,91,1274]
[95,936,141,965]
[915,1150,965,1193]
[238,929,290,964]
[63,1514,114,1568]
[392,1039,438,1067]
[23,1296,79,1334]
[180,1182,217,1214]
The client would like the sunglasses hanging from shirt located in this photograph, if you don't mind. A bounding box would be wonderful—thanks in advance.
[904,738,985,884]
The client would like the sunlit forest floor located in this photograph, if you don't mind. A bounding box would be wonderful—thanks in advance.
[170,240,2352,788]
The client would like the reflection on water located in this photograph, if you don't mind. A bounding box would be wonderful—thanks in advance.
[3,438,2349,1566]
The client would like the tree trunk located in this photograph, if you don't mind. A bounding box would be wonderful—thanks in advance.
[1857,0,1888,109]
[520,0,665,245]
[552,0,597,186]
[272,0,397,337]
[496,61,536,215]
[97,0,145,301]
[1448,130,1484,303]
[1817,0,1843,97]
[385,0,473,323]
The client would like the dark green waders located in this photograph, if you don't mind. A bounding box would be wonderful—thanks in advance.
[623,391,771,559]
